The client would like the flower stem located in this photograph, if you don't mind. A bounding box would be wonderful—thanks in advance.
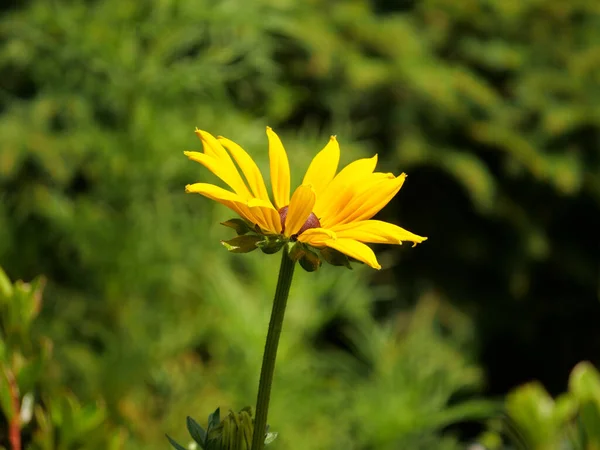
[251,247,296,450]
[6,367,21,450]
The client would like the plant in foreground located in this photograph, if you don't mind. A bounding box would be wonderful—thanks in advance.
[0,267,125,450]
[168,127,427,450]
[479,361,600,450]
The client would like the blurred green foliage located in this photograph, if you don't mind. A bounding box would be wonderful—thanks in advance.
[1,0,599,449]
[480,362,600,450]
[1,260,494,450]
[0,268,124,450]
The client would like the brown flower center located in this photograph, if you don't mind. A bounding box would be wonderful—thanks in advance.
[278,206,321,238]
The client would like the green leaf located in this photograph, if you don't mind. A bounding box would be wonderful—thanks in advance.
[221,235,262,253]
[505,381,566,447]
[186,416,207,448]
[569,362,600,445]
[16,357,44,394]
[0,365,14,420]
[569,361,600,401]
[166,434,188,450]
[220,219,254,235]
[0,267,12,301]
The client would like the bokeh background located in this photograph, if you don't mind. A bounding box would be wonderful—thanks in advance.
[1,0,599,449]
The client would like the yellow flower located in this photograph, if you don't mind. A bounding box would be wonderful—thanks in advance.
[185,127,427,270]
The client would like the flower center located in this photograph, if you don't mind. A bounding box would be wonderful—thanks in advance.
[278,206,321,238]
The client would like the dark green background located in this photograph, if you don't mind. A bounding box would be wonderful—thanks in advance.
[1,0,599,449]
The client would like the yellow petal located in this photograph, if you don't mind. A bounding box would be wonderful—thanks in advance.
[284,184,316,237]
[314,155,378,220]
[195,128,231,161]
[218,136,279,232]
[331,220,427,246]
[248,205,280,234]
[337,173,406,225]
[185,183,240,202]
[218,136,272,203]
[267,127,290,209]
[186,182,249,218]
[184,149,251,199]
[194,130,253,198]
[185,183,273,232]
[302,136,340,198]
[248,198,281,234]
[320,172,394,227]
[297,228,336,246]
[324,238,381,270]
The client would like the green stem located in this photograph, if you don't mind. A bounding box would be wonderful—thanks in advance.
[251,247,296,450]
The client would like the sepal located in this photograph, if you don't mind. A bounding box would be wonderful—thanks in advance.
[287,242,322,272]
[221,236,262,253]
[256,236,287,255]
[220,218,255,235]
[299,247,321,272]
[287,242,306,262]
[320,247,352,269]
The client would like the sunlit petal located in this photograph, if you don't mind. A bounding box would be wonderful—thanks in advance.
[218,136,272,203]
[248,198,281,234]
[218,136,279,232]
[284,184,316,237]
[267,127,290,209]
[337,173,407,225]
[195,128,231,161]
[331,220,427,246]
[185,182,250,219]
[186,183,272,231]
[302,136,340,198]
[321,172,394,227]
[314,155,378,220]
[324,238,381,270]
[185,132,252,198]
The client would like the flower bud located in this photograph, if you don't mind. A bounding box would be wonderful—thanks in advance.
[206,407,253,450]
[170,407,277,450]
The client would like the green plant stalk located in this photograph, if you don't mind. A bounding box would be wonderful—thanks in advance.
[251,247,296,450]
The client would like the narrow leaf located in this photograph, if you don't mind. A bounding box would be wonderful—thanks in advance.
[186,416,207,448]
[166,434,188,450]
[0,266,13,300]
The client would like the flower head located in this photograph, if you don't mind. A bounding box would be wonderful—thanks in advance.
[185,127,427,270]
